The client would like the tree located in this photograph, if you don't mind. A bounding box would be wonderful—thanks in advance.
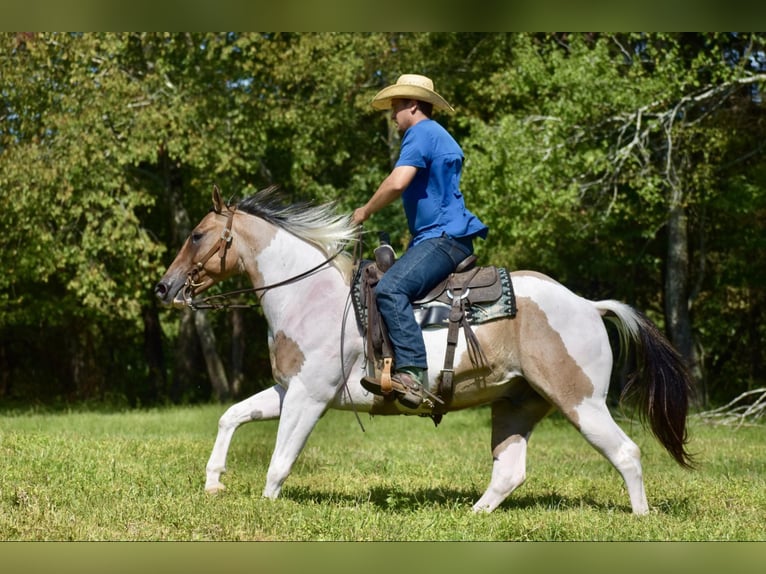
[2,33,764,408]
[1,33,167,402]
[0,32,400,404]
[461,33,766,404]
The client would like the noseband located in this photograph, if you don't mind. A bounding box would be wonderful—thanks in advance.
[183,206,237,304]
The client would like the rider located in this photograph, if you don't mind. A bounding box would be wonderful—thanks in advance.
[352,74,488,408]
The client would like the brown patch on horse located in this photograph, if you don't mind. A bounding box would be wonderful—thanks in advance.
[269,330,305,381]
[492,433,525,458]
[452,317,519,387]
[454,297,594,428]
[248,221,278,256]
[234,216,278,291]
[513,297,595,428]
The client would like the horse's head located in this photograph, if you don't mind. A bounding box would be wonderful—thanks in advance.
[155,185,242,308]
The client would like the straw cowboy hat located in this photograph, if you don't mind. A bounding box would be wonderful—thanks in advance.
[371,74,455,113]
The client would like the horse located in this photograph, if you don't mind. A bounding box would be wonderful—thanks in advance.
[154,185,694,515]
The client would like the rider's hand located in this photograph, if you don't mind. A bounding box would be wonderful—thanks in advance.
[352,207,369,226]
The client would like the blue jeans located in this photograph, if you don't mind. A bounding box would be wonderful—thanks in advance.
[375,234,473,371]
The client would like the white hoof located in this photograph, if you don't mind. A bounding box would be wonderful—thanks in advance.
[205,483,226,495]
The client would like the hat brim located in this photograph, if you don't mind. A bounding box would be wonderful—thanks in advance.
[371,84,455,113]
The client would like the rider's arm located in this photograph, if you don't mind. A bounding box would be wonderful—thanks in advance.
[352,165,417,225]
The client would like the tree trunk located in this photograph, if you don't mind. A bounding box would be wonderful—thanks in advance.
[194,310,231,402]
[665,201,702,391]
[0,343,10,399]
[70,326,103,401]
[229,308,246,397]
[171,308,207,403]
[141,302,166,404]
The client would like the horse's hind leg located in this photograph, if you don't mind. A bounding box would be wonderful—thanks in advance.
[574,399,649,514]
[205,384,286,493]
[473,384,553,513]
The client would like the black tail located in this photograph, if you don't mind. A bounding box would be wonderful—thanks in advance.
[597,301,695,469]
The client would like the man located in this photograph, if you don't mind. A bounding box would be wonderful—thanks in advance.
[353,74,488,408]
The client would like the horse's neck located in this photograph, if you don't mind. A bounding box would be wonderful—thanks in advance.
[252,230,349,329]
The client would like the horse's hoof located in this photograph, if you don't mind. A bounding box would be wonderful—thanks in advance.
[205,483,226,495]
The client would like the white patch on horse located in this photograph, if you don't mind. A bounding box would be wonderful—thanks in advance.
[238,218,277,287]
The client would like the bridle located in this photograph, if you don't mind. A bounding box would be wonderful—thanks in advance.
[182,206,237,307]
[182,205,349,310]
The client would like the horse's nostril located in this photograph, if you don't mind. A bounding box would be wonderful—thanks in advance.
[155,283,167,297]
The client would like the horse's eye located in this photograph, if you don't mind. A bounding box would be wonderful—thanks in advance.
[191,231,204,244]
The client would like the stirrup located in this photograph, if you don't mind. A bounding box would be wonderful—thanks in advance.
[360,373,444,408]
[361,374,425,409]
[360,375,393,397]
[360,374,415,398]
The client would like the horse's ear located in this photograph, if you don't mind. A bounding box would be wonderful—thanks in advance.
[212,184,224,214]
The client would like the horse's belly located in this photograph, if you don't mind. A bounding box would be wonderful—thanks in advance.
[423,319,522,409]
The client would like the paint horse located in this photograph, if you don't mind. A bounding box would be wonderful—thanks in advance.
[155,185,693,515]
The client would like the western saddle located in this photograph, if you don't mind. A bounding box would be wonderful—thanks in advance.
[352,235,516,417]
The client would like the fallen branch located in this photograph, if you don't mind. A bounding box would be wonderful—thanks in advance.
[695,388,766,427]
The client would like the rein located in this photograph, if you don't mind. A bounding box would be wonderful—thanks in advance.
[188,246,346,310]
[182,203,352,310]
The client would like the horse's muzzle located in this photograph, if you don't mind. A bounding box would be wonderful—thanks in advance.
[154,280,188,308]
[154,281,170,301]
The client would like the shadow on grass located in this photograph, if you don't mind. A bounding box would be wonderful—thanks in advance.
[281,484,646,514]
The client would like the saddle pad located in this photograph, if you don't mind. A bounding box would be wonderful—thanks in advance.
[351,262,517,331]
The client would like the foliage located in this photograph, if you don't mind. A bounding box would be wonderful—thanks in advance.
[1,34,164,325]
[1,32,766,406]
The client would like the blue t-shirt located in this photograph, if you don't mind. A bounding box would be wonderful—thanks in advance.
[396,119,488,247]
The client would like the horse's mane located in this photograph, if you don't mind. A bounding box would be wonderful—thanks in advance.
[236,186,358,280]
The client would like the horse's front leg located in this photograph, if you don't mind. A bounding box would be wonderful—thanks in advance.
[205,384,286,493]
[262,379,331,499]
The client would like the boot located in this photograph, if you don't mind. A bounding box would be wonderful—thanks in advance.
[393,367,427,409]
[361,367,433,409]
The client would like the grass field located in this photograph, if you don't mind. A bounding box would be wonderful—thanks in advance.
[0,403,764,541]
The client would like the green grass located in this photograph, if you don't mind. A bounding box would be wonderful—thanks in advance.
[0,404,764,541]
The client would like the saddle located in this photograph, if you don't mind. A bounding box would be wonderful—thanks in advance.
[351,238,516,413]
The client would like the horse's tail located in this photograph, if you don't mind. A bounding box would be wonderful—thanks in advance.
[593,299,695,469]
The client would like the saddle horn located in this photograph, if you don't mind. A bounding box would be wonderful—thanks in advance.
[374,231,396,272]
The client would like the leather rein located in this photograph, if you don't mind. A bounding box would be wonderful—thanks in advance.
[183,206,347,310]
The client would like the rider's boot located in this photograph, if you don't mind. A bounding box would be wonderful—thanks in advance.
[362,366,439,409]
[392,367,426,409]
